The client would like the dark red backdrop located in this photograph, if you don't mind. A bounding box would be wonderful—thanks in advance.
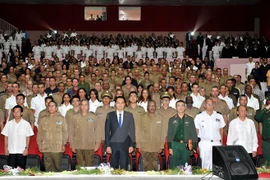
[0,3,268,37]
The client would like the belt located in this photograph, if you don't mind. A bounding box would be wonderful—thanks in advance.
[200,139,220,142]
[174,140,186,143]
[263,139,270,142]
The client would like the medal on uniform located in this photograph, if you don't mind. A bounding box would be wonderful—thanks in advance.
[88,119,93,122]
[173,120,178,125]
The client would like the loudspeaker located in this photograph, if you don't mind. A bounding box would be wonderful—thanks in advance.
[213,145,258,180]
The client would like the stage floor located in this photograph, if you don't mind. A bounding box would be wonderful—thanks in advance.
[2,174,268,180]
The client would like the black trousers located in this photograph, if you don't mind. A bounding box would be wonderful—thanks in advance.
[110,147,128,170]
[8,154,27,169]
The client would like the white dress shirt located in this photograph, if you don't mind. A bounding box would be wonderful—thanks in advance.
[218,94,234,110]
[31,93,47,126]
[58,103,73,117]
[116,110,124,126]
[5,95,28,121]
[237,95,259,111]
[89,99,102,113]
[227,117,258,153]
[190,93,205,109]
[137,101,148,112]
[1,119,34,154]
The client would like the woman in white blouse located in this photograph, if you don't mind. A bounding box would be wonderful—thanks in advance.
[58,93,73,116]
[89,88,102,113]
[137,89,152,112]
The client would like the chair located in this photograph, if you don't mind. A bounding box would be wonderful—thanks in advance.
[137,154,161,171]
[26,154,40,169]
[61,154,71,171]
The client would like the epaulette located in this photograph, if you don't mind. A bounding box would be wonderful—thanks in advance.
[197,111,202,114]
[217,111,222,115]
[174,114,178,118]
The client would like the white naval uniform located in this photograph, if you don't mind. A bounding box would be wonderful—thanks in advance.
[194,111,225,170]
[156,47,164,58]
[146,47,155,59]
[212,45,220,63]
[32,45,42,60]
[176,46,185,59]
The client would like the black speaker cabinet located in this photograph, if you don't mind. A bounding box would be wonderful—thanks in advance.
[213,145,258,180]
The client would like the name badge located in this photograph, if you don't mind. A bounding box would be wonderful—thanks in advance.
[216,118,220,122]
[247,112,252,116]
[173,120,178,125]
[88,119,94,122]
[185,121,189,125]
[56,121,62,125]
[156,121,161,124]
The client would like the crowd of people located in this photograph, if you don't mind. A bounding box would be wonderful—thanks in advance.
[0,30,270,172]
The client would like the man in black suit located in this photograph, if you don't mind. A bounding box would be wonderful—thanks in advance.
[105,96,135,170]
[186,30,193,50]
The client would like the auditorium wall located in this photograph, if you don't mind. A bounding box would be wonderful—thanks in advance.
[0,4,257,32]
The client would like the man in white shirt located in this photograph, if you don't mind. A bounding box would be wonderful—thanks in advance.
[95,42,105,60]
[1,105,34,169]
[227,105,258,160]
[156,45,165,59]
[218,84,234,110]
[146,45,155,59]
[106,44,115,60]
[212,41,220,64]
[32,41,42,60]
[195,99,225,170]
[176,42,186,60]
[190,83,205,109]
[245,57,255,78]
[43,42,53,59]
[166,44,176,58]
[31,83,47,127]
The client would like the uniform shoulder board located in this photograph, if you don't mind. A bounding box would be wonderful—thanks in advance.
[174,114,178,118]
[216,111,222,115]
[197,111,202,114]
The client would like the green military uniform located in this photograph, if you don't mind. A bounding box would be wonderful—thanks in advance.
[137,112,163,171]
[254,108,270,165]
[96,105,114,152]
[167,114,197,168]
[229,106,257,131]
[78,82,90,96]
[185,107,200,119]
[37,113,68,172]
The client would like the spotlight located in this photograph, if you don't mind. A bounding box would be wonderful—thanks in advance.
[53,30,57,34]
[191,31,195,36]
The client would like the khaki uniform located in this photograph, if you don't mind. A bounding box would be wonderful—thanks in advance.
[156,107,177,144]
[199,81,218,96]
[235,83,245,94]
[125,105,145,142]
[151,93,161,109]
[229,106,257,131]
[37,113,68,172]
[115,76,125,85]
[52,92,64,106]
[140,80,154,89]
[150,73,160,83]
[220,75,232,85]
[137,113,163,171]
[69,112,101,166]
[167,114,197,168]
[185,107,200,119]
[96,106,114,152]
[9,106,35,124]
[65,108,80,148]
[0,93,9,112]
[122,85,137,99]
[200,99,230,116]
[26,94,37,108]
[0,109,4,123]
[7,74,17,83]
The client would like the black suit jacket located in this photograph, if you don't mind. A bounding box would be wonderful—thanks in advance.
[105,111,135,150]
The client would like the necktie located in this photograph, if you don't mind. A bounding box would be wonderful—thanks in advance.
[119,114,122,127]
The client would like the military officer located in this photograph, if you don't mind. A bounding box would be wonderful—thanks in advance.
[37,101,68,172]
[151,83,161,109]
[70,99,101,166]
[52,82,66,106]
[254,100,270,165]
[137,101,163,171]
[37,96,54,125]
[9,94,35,130]
[125,91,145,142]
[96,91,114,153]
[157,92,177,144]
[195,98,225,170]
[185,96,200,119]
[168,100,197,168]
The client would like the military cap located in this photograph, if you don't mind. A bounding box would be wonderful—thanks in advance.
[160,91,170,99]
